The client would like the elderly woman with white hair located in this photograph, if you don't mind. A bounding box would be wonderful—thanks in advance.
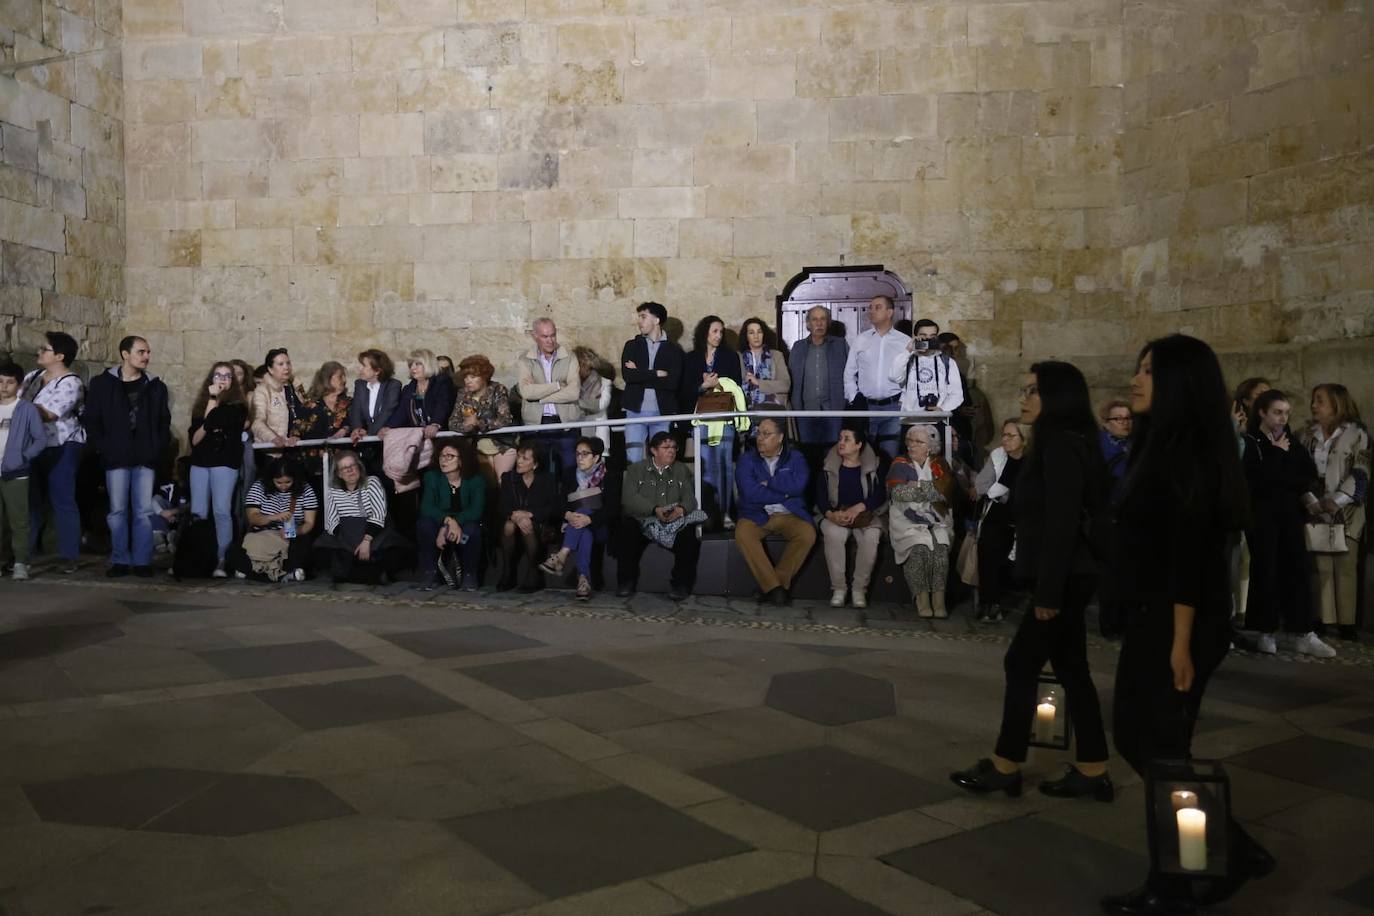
[379,348,456,440]
[887,424,957,617]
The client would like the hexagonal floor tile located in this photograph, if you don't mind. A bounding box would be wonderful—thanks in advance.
[765,668,895,726]
[23,767,220,830]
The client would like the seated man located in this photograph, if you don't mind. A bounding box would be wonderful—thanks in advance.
[615,431,703,601]
[735,416,816,607]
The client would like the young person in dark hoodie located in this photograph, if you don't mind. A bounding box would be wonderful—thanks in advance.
[84,336,171,577]
[0,363,48,580]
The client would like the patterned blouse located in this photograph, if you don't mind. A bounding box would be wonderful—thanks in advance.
[21,370,86,447]
[292,394,351,442]
[448,381,512,434]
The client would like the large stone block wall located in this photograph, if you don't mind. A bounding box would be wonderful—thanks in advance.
[1121,0,1374,415]
[119,0,1127,428]
[1,0,125,372]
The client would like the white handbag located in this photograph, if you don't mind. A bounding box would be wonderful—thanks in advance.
[1304,522,1348,553]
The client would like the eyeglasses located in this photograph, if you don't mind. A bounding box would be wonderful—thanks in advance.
[1019,385,1039,398]
[336,463,359,472]
[37,346,52,354]
[575,450,594,457]
[212,372,233,380]
[1107,415,1132,423]
[438,453,458,461]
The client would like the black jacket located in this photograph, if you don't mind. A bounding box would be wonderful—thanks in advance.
[1242,429,1316,527]
[1012,429,1107,609]
[84,368,171,470]
[498,469,560,527]
[347,378,401,436]
[189,402,248,469]
[388,373,456,430]
[681,346,742,409]
[620,336,684,414]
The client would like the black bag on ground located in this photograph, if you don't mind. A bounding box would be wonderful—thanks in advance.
[173,517,219,579]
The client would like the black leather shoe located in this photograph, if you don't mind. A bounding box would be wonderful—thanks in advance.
[1100,887,1195,915]
[106,564,129,578]
[667,585,689,601]
[950,758,1022,797]
[1039,765,1115,802]
[771,587,789,607]
[615,582,635,597]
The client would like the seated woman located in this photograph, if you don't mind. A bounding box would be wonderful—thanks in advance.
[974,419,1028,623]
[231,457,319,582]
[888,424,956,618]
[417,439,485,591]
[540,436,619,601]
[450,354,517,481]
[313,449,409,584]
[817,426,887,610]
[381,348,455,441]
[497,443,559,592]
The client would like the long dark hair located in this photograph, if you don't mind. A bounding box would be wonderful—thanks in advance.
[191,361,246,422]
[692,315,730,354]
[1246,388,1290,436]
[1124,335,1248,529]
[738,317,777,352]
[1028,361,1099,442]
[260,456,308,497]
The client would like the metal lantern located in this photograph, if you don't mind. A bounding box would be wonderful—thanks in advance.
[1027,670,1073,750]
[1145,759,1232,879]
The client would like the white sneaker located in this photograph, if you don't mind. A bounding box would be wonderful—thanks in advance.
[1292,631,1337,658]
[830,589,847,608]
[233,571,246,579]
[292,568,306,582]
[852,589,867,609]
[11,563,28,581]
[1255,633,1277,655]
[212,560,227,578]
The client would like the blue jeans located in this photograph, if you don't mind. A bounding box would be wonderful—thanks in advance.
[624,408,669,466]
[416,517,483,582]
[191,465,239,560]
[106,465,156,567]
[560,523,606,577]
[700,424,735,516]
[866,403,903,458]
[30,442,83,561]
[797,416,841,445]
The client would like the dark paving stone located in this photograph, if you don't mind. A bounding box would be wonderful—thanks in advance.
[1335,870,1374,910]
[462,654,648,700]
[143,773,356,836]
[790,644,874,657]
[254,674,463,730]
[375,624,545,659]
[119,600,221,615]
[1227,736,1374,802]
[765,667,896,726]
[0,622,123,665]
[882,816,1146,916]
[689,878,888,915]
[23,767,220,829]
[693,746,954,831]
[444,785,750,897]
[1206,665,1351,712]
[195,641,375,679]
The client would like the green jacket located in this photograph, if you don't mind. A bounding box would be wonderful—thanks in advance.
[621,458,697,520]
[419,469,486,526]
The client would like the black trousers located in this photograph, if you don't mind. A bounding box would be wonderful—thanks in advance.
[976,506,1016,605]
[1113,603,1260,893]
[993,574,1108,764]
[615,517,700,591]
[1244,517,1311,633]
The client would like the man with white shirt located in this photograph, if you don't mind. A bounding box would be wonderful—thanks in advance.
[516,317,580,478]
[889,318,964,419]
[843,295,911,457]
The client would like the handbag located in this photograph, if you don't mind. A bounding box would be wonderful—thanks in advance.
[1304,522,1348,553]
[695,388,735,414]
[956,533,979,587]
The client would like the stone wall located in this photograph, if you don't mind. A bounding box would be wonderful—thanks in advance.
[1,0,125,373]
[1120,0,1374,415]
[119,0,1126,429]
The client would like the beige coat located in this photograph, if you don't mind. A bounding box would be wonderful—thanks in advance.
[250,375,300,443]
[514,345,581,425]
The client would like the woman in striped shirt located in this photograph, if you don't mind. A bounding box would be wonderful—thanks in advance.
[313,449,408,584]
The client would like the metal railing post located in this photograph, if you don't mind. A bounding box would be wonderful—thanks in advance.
[692,423,703,513]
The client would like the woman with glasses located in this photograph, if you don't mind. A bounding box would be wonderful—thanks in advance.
[973,418,1029,624]
[188,362,250,575]
[21,332,85,572]
[313,449,407,584]
[417,439,484,591]
[540,437,618,601]
[250,348,303,448]
[887,424,955,618]
[951,362,1112,803]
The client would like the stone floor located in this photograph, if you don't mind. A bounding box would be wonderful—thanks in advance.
[0,559,1372,915]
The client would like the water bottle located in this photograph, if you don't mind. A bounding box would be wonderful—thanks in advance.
[283,514,297,540]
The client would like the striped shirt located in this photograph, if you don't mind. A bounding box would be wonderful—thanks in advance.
[245,481,319,530]
[325,476,388,535]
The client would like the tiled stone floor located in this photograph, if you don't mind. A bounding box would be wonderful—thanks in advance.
[0,562,1372,914]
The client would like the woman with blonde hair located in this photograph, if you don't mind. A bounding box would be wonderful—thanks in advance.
[380,348,455,441]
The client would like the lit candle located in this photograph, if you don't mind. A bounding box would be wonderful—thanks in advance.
[1177,807,1207,871]
[1170,790,1198,813]
[1035,701,1056,743]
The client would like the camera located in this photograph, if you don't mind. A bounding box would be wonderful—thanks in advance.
[913,338,937,351]
[918,393,939,410]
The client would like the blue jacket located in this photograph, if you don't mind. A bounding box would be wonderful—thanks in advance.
[736,445,812,525]
[788,336,848,410]
[1,398,48,480]
[1098,428,1129,481]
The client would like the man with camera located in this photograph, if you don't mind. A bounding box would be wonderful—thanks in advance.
[889,319,964,418]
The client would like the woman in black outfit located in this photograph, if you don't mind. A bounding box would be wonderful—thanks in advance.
[1101,335,1272,916]
[973,418,1029,623]
[497,443,560,592]
[188,361,251,575]
[951,361,1112,800]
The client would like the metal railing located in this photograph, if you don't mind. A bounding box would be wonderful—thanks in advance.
[253,408,954,516]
